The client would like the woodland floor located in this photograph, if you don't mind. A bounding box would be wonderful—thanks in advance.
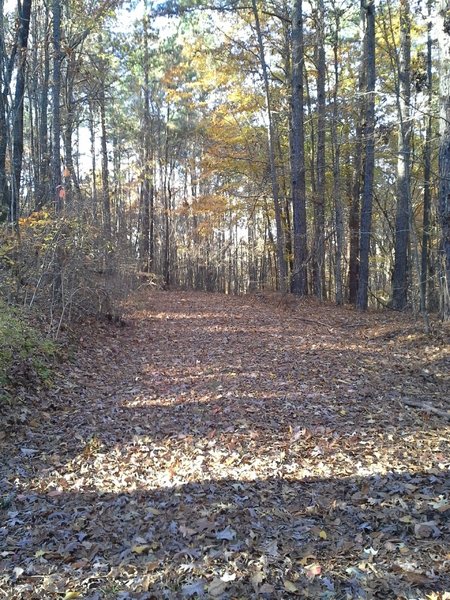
[1,290,450,600]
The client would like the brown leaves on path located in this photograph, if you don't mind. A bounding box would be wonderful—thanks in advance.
[1,291,449,599]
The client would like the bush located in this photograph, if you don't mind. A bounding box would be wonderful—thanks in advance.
[0,209,139,334]
[0,300,56,402]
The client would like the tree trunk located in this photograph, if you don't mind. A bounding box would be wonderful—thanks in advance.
[140,6,152,272]
[291,0,308,295]
[63,51,82,207]
[348,6,366,305]
[11,0,32,227]
[331,1,344,305]
[99,82,111,242]
[421,0,433,314]
[357,0,376,311]
[0,0,9,219]
[36,3,50,210]
[89,101,98,221]
[438,0,450,319]
[51,0,62,211]
[313,0,326,299]
[392,0,411,310]
[251,0,287,292]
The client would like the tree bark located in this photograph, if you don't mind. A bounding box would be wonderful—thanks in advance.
[51,0,62,211]
[331,1,344,305]
[313,0,326,300]
[357,0,376,311]
[11,0,33,227]
[0,0,9,219]
[392,0,412,310]
[349,5,366,305]
[99,81,111,241]
[438,0,450,319]
[290,0,308,295]
[36,3,50,210]
[251,0,287,292]
[421,0,433,314]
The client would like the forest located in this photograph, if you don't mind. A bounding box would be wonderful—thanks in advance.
[0,0,449,598]
[0,0,448,316]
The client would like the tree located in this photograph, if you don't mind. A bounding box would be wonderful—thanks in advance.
[421,0,433,314]
[251,0,287,293]
[438,0,450,319]
[312,0,326,299]
[11,0,32,227]
[391,0,412,310]
[51,0,62,211]
[357,0,376,311]
[291,0,308,296]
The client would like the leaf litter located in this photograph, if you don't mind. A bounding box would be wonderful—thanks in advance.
[0,290,449,599]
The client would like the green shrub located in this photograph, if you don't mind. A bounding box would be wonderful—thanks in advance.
[0,301,56,401]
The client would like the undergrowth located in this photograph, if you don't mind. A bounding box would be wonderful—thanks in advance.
[0,300,56,403]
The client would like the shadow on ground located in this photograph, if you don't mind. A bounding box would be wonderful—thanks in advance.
[1,470,449,599]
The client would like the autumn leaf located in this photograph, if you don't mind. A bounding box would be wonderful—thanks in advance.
[305,563,322,579]
[207,577,227,597]
[131,544,151,554]
[284,580,298,592]
[215,526,236,541]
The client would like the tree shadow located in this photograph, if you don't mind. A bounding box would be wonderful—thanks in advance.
[0,470,449,598]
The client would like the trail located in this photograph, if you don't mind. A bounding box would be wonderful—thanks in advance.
[1,291,449,599]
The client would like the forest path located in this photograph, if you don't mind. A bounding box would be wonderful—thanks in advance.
[1,291,449,599]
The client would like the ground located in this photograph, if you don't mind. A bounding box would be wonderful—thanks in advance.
[0,290,449,600]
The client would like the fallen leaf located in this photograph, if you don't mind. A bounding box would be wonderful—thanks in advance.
[131,544,150,554]
[306,563,321,579]
[260,583,276,593]
[215,526,236,541]
[414,521,441,539]
[284,580,298,592]
[208,577,227,597]
[182,580,206,597]
[20,448,38,456]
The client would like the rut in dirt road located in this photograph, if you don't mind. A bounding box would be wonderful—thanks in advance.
[1,291,449,599]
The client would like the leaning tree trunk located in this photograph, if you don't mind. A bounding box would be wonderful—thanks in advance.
[11,0,32,228]
[291,0,308,295]
[392,0,412,310]
[357,0,376,311]
[437,0,450,319]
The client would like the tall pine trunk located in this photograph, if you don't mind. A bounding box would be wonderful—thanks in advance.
[438,0,450,319]
[392,0,411,310]
[51,0,62,211]
[11,0,32,227]
[349,6,366,305]
[331,2,344,305]
[357,0,376,311]
[36,3,50,210]
[421,0,433,313]
[252,0,287,292]
[291,0,308,295]
[313,0,326,299]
